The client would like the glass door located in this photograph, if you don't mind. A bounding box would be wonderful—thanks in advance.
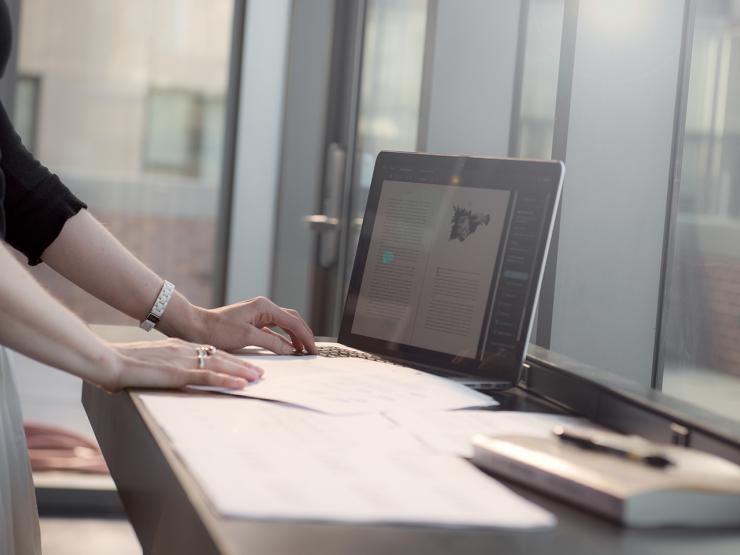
[309,0,429,334]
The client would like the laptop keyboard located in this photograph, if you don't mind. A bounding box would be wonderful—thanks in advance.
[317,345,393,364]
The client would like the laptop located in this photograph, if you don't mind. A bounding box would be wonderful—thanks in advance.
[317,151,564,390]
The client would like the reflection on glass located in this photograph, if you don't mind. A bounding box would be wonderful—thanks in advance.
[143,90,202,176]
[13,0,233,322]
[662,0,740,424]
[350,0,427,239]
[515,0,563,345]
[517,0,564,159]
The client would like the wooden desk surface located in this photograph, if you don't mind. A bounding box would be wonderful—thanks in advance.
[82,383,740,555]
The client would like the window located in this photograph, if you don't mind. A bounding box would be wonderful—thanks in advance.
[142,90,225,180]
[354,0,427,192]
[516,0,564,160]
[346,0,428,284]
[662,0,740,425]
[14,0,235,322]
[143,89,203,176]
[13,74,40,153]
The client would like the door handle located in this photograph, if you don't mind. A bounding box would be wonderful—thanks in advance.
[303,214,339,231]
[305,143,346,268]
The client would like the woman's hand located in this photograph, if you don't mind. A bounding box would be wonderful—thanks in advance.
[196,296,318,355]
[40,213,317,356]
[104,338,263,392]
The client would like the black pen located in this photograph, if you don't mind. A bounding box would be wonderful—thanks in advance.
[552,426,674,469]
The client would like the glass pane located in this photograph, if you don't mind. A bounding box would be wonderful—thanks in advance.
[662,0,740,424]
[515,0,563,344]
[14,75,40,152]
[347,0,427,275]
[13,0,234,322]
[143,90,201,175]
[517,0,564,159]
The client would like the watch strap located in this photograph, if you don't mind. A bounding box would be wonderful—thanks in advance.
[139,280,175,331]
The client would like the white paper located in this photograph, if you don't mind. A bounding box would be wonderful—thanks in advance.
[386,409,591,458]
[194,355,498,415]
[145,394,428,456]
[184,449,555,528]
[141,395,554,529]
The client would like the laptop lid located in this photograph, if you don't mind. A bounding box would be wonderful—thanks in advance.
[338,152,564,388]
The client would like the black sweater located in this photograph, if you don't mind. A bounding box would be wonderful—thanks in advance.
[0,0,86,264]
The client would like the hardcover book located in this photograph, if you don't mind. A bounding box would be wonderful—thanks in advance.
[472,431,740,527]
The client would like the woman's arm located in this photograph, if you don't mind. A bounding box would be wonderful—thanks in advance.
[40,210,200,339]
[41,210,317,354]
[0,242,258,390]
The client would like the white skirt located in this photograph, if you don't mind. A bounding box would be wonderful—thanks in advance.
[0,347,41,555]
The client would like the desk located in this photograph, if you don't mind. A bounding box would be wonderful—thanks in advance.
[82,338,740,554]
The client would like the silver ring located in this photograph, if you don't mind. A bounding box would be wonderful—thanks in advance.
[196,345,216,369]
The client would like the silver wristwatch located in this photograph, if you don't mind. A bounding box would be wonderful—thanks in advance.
[140,280,175,331]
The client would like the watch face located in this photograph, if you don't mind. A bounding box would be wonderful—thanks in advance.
[140,319,155,332]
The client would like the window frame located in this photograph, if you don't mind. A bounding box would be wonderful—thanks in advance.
[521,0,699,391]
[652,0,697,389]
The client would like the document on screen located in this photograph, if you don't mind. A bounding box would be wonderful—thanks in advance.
[350,180,511,358]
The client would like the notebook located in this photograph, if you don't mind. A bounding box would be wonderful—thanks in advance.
[472,430,740,527]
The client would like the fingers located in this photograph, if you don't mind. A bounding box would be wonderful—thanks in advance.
[162,338,263,381]
[261,327,303,353]
[113,338,265,391]
[254,299,317,354]
[185,369,248,389]
[250,327,298,355]
[282,308,317,354]
[280,327,305,353]
[179,349,265,389]
[201,352,264,381]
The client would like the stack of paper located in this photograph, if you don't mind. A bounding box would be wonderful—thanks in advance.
[386,409,589,457]
[142,395,557,529]
[194,355,497,414]
[145,353,589,529]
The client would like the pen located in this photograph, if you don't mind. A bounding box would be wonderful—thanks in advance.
[552,426,674,469]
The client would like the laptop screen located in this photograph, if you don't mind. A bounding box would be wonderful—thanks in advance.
[339,152,564,386]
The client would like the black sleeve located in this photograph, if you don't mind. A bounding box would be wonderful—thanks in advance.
[0,100,87,265]
[0,165,6,240]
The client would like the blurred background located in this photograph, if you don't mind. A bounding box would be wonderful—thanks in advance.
[2,0,740,551]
